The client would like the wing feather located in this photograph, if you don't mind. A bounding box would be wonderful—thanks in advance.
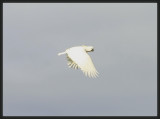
[67,55,79,69]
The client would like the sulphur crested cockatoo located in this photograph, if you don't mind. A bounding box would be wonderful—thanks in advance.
[58,45,99,78]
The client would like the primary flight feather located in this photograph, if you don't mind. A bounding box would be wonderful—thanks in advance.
[58,45,99,78]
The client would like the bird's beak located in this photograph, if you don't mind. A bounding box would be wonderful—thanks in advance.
[91,49,94,51]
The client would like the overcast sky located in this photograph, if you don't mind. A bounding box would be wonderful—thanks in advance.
[3,3,157,116]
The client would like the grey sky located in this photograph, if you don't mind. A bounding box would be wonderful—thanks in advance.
[3,3,157,116]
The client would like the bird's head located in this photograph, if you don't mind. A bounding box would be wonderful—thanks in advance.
[82,45,94,52]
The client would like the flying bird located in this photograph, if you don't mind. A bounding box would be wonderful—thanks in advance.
[58,45,99,78]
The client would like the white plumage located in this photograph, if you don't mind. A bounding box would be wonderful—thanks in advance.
[58,45,99,78]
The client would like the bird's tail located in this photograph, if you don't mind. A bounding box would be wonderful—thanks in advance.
[58,51,66,56]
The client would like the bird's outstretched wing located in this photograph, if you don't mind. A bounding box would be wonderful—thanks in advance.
[67,48,99,78]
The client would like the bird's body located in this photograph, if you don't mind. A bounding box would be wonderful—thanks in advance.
[58,45,99,78]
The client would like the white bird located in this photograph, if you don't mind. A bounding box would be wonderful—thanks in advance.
[58,45,99,78]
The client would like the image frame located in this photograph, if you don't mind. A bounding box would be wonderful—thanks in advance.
[0,1,159,119]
